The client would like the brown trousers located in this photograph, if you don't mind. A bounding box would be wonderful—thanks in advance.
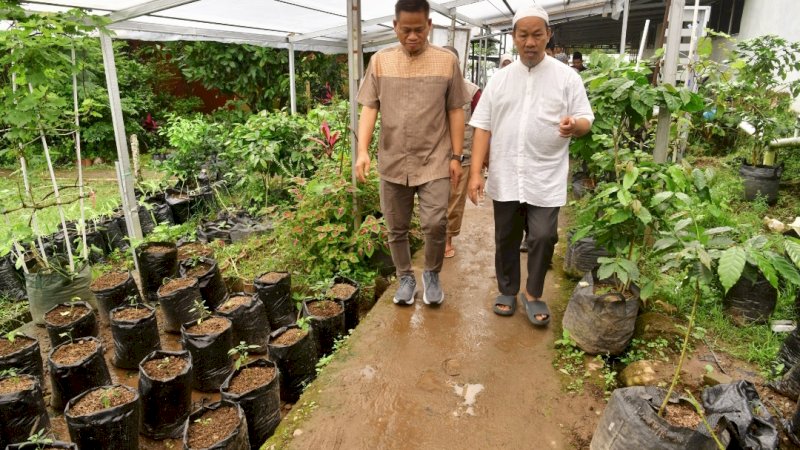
[446,164,471,237]
[380,178,450,277]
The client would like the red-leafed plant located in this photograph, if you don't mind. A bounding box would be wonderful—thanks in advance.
[307,120,340,158]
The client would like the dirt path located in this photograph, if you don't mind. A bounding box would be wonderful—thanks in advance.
[274,200,604,450]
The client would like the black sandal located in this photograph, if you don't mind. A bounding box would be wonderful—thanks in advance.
[493,295,516,316]
[519,293,551,326]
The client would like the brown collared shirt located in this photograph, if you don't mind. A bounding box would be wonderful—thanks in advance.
[357,44,470,186]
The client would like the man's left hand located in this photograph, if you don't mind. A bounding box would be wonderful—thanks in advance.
[559,116,577,137]
[450,160,462,189]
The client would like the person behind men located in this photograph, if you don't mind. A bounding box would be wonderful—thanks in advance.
[572,51,587,72]
[499,53,513,68]
[355,0,469,306]
[442,45,482,259]
[467,5,594,325]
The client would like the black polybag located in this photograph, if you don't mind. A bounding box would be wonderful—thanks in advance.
[136,242,178,303]
[180,257,228,310]
[0,374,50,447]
[268,325,318,402]
[302,299,345,357]
[138,350,193,439]
[221,359,281,449]
[768,362,800,401]
[82,227,108,264]
[777,328,800,372]
[701,381,778,450]
[6,441,77,449]
[48,337,112,411]
[181,317,234,392]
[0,334,43,382]
[562,272,639,355]
[0,253,26,300]
[65,384,140,450]
[215,294,270,355]
[138,194,175,236]
[166,189,193,225]
[44,301,98,348]
[157,278,203,333]
[182,400,249,450]
[99,213,128,252]
[91,271,142,323]
[590,386,721,450]
[563,232,609,279]
[723,268,777,325]
[254,272,295,329]
[110,304,161,370]
[332,276,360,331]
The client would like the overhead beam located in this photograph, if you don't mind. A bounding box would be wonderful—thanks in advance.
[107,0,199,23]
[441,0,484,8]
[290,13,394,42]
[429,0,484,28]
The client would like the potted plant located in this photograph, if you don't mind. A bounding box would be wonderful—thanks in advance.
[0,371,51,445]
[0,331,43,381]
[138,350,193,439]
[180,303,234,392]
[64,384,140,450]
[182,400,249,449]
[268,322,318,402]
[109,303,161,369]
[48,336,111,411]
[43,299,98,347]
[221,351,280,446]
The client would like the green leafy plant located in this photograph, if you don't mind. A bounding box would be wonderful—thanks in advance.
[717,235,800,295]
[189,299,211,325]
[315,333,350,374]
[159,114,222,183]
[227,341,259,371]
[21,429,54,449]
[58,331,73,345]
[295,316,311,333]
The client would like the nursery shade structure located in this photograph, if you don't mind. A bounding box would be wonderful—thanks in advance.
[13,0,672,230]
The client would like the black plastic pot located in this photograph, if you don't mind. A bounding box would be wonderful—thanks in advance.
[331,276,360,331]
[591,386,719,449]
[563,231,609,279]
[221,359,280,449]
[99,213,128,252]
[739,162,783,205]
[254,272,295,329]
[138,194,175,236]
[0,253,26,300]
[180,257,228,310]
[302,299,345,357]
[562,272,640,355]
[723,268,777,325]
[215,294,270,355]
[157,277,203,334]
[181,317,234,392]
[138,350,193,439]
[64,384,140,450]
[48,336,112,411]
[571,171,594,200]
[91,271,142,323]
[182,400,249,450]
[0,334,43,382]
[0,374,50,447]
[110,304,161,370]
[778,328,800,373]
[268,325,318,402]
[82,227,108,264]
[43,301,98,348]
[166,189,193,225]
[136,242,178,303]
[6,441,77,449]
[702,380,778,449]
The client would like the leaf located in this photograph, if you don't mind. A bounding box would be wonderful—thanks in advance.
[718,247,746,293]
[650,191,674,207]
[623,167,640,190]
[597,261,615,281]
[703,227,733,236]
[654,237,678,251]
[609,210,631,225]
[772,255,800,287]
[674,218,693,232]
[786,238,800,268]
[635,206,652,225]
[639,281,654,301]
[753,253,779,289]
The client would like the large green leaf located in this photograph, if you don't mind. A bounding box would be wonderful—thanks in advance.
[650,191,674,206]
[772,254,800,287]
[786,238,800,268]
[623,167,640,190]
[635,206,652,225]
[718,247,746,293]
[753,253,779,289]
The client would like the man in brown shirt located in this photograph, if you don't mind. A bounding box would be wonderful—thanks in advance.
[356,0,469,306]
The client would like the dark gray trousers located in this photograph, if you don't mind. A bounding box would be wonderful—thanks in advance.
[493,201,559,298]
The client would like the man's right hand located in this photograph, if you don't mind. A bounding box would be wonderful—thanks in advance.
[468,174,485,205]
[355,153,371,183]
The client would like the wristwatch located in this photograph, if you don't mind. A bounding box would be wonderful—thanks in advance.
[451,154,465,162]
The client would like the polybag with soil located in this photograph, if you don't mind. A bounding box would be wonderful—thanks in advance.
[181,317,234,392]
[64,384,140,450]
[216,294,270,355]
[48,336,112,411]
[98,212,128,252]
[563,232,609,279]
[302,299,345,357]
[110,304,161,370]
[182,400,250,450]
[138,350,193,439]
[197,209,271,245]
[137,194,175,236]
[330,276,360,331]
[0,333,43,381]
[221,359,281,449]
[180,257,228,310]
[43,301,98,347]
[90,271,142,323]
[723,268,777,325]
[702,380,778,450]
[562,272,639,355]
[0,374,51,447]
[0,253,26,300]
[268,325,318,402]
[136,242,178,303]
[254,272,295,329]
[25,262,96,325]
[157,277,203,334]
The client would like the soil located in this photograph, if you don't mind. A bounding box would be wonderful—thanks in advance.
[69,386,135,416]
[271,328,307,346]
[662,401,703,429]
[186,317,230,335]
[142,355,189,380]
[307,300,343,318]
[51,339,97,366]
[0,335,35,357]
[185,262,213,278]
[227,366,276,395]
[259,272,288,284]
[217,296,251,313]
[112,307,153,322]
[329,283,357,300]
[593,282,636,301]
[91,271,129,290]
[145,244,174,255]
[0,375,34,394]
[44,304,91,326]
[158,277,196,296]
[177,242,214,261]
[186,405,240,448]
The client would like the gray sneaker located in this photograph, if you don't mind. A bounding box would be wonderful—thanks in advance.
[393,275,416,305]
[422,271,444,305]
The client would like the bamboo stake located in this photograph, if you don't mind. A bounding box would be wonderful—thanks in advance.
[28,82,75,273]
[71,46,88,261]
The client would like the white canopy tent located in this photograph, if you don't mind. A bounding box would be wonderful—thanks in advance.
[9,0,653,238]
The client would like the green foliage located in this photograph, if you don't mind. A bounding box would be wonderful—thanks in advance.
[619,337,673,365]
[159,114,222,182]
[716,235,800,293]
[227,341,260,371]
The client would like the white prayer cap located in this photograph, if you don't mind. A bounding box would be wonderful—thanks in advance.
[512,4,549,28]
[499,54,513,65]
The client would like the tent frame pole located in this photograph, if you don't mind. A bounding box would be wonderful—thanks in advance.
[347,0,363,230]
[289,40,297,115]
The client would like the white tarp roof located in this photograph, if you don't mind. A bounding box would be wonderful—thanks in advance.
[17,0,626,53]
